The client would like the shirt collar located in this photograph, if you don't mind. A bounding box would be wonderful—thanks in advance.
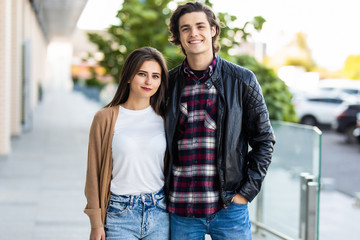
[182,55,217,80]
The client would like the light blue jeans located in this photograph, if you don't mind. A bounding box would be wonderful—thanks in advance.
[170,203,252,240]
[105,188,169,240]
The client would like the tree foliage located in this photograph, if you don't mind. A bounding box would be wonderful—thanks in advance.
[284,32,316,72]
[87,0,181,82]
[343,54,360,80]
[233,55,297,121]
[87,0,296,121]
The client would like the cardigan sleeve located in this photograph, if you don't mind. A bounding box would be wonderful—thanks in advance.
[84,112,104,228]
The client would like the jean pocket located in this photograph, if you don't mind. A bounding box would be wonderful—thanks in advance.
[155,196,167,212]
[106,200,129,216]
[231,202,248,207]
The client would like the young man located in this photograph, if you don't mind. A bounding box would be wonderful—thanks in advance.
[164,2,276,240]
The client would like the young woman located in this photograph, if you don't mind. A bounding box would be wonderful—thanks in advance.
[84,47,169,240]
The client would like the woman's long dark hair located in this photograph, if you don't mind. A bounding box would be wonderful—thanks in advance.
[105,47,168,116]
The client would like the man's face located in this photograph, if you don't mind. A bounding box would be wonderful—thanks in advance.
[178,11,216,58]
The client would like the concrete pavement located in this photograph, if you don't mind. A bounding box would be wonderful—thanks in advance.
[0,90,359,240]
[0,90,97,239]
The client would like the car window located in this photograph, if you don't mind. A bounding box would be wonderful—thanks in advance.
[342,89,359,95]
[349,105,360,111]
[308,98,343,104]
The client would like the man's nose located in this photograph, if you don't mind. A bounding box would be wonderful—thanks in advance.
[190,27,198,37]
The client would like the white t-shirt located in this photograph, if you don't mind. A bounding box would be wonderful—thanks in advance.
[110,105,166,195]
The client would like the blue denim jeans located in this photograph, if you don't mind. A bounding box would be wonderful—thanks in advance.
[105,188,169,240]
[170,203,252,240]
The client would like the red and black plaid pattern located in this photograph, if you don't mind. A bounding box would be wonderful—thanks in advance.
[168,58,223,217]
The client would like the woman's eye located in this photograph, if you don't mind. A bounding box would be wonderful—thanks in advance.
[138,72,146,76]
[153,75,160,79]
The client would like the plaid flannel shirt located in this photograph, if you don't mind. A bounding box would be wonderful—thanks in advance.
[168,57,223,217]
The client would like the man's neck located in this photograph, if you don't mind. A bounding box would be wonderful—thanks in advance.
[186,52,214,71]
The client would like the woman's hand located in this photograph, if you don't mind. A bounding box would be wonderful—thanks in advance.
[231,193,248,204]
[90,227,105,240]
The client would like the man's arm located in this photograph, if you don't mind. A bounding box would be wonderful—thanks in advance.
[238,71,276,202]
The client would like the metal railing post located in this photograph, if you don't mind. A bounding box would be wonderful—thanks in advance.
[299,172,318,240]
[255,187,264,235]
[306,182,318,240]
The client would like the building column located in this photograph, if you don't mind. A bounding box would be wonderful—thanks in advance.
[10,0,23,136]
[0,0,12,155]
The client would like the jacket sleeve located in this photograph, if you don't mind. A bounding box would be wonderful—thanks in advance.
[239,71,276,202]
[84,112,104,228]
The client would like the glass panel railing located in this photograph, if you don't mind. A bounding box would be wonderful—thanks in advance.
[250,121,322,240]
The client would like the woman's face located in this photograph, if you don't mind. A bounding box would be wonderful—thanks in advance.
[128,60,162,101]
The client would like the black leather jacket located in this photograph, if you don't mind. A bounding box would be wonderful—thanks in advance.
[164,56,275,207]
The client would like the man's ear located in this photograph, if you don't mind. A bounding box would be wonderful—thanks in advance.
[211,26,216,37]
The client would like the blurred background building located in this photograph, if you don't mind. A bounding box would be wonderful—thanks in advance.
[0,0,88,155]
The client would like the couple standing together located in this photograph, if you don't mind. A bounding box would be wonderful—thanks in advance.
[84,2,275,240]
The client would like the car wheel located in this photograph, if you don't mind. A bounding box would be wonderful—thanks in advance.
[345,126,357,144]
[301,116,317,126]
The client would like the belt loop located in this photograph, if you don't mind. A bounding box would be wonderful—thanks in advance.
[151,193,156,205]
[130,195,134,208]
[141,194,145,203]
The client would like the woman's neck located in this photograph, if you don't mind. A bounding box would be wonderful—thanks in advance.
[122,99,150,110]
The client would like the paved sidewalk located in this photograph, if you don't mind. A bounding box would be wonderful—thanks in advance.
[0,90,359,240]
[0,90,99,240]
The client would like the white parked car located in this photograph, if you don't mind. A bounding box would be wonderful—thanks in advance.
[318,79,360,100]
[293,92,350,126]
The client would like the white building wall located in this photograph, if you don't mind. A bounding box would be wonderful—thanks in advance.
[29,9,47,108]
[0,0,48,155]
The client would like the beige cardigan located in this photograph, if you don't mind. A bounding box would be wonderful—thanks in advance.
[84,105,119,228]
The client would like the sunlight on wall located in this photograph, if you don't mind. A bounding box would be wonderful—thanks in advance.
[46,42,73,91]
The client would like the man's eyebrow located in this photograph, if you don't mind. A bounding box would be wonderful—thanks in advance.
[180,22,207,29]
[180,24,190,29]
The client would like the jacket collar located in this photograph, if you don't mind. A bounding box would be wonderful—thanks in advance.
[210,55,224,97]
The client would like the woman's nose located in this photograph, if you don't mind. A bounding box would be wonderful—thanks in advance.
[145,76,152,85]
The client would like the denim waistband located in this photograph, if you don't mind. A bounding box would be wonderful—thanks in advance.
[110,188,164,205]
